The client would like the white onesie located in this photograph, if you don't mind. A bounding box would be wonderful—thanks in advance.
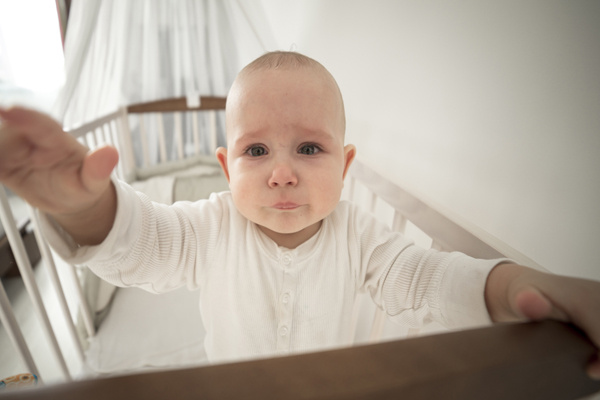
[40,179,503,364]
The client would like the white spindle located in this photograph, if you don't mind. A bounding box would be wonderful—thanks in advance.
[118,108,137,182]
[174,112,184,160]
[431,240,444,251]
[28,205,86,364]
[0,282,41,380]
[0,186,71,381]
[85,132,96,150]
[391,210,407,233]
[94,127,104,147]
[66,263,96,338]
[107,120,123,181]
[157,113,167,163]
[209,110,217,151]
[192,112,200,155]
[138,114,150,168]
[102,124,112,147]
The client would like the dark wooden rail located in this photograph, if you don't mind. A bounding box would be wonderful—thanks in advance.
[1,321,598,399]
[126,96,227,113]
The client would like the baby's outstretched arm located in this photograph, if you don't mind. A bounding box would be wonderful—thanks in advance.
[485,263,600,379]
[0,106,118,245]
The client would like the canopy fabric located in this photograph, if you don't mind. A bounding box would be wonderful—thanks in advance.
[53,0,275,128]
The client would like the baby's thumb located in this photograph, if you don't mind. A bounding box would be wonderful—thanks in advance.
[513,288,568,322]
[81,146,119,194]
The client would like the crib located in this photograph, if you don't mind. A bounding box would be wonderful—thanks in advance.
[0,98,598,399]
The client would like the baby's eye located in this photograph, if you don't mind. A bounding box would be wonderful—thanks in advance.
[246,145,268,157]
[298,144,321,155]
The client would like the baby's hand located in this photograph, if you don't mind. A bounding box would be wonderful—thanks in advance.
[486,263,600,379]
[0,106,119,244]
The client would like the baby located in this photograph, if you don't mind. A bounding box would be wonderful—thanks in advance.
[0,51,599,375]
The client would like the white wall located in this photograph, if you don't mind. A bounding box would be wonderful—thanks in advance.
[259,0,600,281]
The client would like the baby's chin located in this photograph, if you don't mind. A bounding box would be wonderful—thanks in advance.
[256,220,323,247]
[257,222,316,236]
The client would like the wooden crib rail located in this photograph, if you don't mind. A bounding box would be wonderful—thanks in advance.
[126,96,227,113]
[346,161,544,270]
[65,96,227,183]
[2,321,598,400]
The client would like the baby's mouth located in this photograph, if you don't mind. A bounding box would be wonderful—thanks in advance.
[271,202,301,210]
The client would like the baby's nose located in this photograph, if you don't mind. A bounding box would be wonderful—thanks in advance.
[268,161,298,187]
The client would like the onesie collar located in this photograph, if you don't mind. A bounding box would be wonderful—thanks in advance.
[251,217,329,267]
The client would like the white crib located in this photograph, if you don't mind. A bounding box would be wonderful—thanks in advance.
[0,98,597,398]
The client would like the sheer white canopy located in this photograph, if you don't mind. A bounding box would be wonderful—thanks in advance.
[53,0,275,128]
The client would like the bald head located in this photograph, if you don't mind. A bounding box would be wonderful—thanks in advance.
[226,51,346,141]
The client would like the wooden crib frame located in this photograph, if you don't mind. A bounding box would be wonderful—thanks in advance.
[0,97,597,398]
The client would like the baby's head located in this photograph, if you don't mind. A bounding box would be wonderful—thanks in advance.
[216,51,356,248]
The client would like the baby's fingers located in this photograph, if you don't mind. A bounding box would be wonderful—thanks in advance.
[81,146,119,195]
[0,106,64,146]
[514,288,568,322]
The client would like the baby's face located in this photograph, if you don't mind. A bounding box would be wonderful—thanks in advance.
[217,67,355,248]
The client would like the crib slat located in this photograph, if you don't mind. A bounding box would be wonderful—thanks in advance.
[192,111,200,155]
[28,205,86,364]
[85,132,96,150]
[66,264,96,338]
[102,123,112,147]
[0,186,71,381]
[209,110,217,151]
[117,108,137,182]
[94,127,104,147]
[107,120,123,181]
[138,114,150,168]
[0,281,41,380]
[174,112,184,160]
[391,210,407,233]
[65,109,122,139]
[431,239,444,251]
[157,113,167,163]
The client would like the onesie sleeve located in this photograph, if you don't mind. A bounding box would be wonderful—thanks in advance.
[379,247,503,329]
[348,203,509,330]
[37,177,225,293]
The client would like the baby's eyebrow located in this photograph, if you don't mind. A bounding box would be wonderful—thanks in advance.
[306,133,343,147]
[231,132,265,147]
[297,126,339,141]
[231,126,341,149]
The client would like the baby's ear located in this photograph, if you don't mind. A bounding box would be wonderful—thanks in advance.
[215,147,230,182]
[342,144,356,179]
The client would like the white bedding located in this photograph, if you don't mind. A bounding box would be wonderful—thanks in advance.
[85,286,208,374]
[131,163,227,205]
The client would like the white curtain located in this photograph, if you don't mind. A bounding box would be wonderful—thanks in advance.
[53,0,276,128]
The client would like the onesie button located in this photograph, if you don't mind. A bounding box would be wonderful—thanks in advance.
[279,326,289,337]
[282,254,292,265]
[282,293,290,304]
